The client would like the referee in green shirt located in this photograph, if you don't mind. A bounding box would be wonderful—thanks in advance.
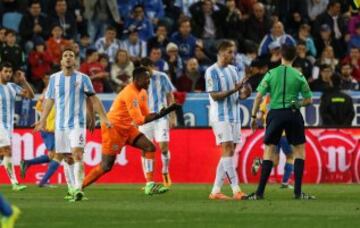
[247,44,315,200]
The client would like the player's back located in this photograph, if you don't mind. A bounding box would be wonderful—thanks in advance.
[107,83,149,129]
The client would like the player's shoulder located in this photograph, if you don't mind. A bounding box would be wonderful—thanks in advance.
[75,70,91,79]
[49,71,62,79]
[205,64,219,76]
[153,70,168,79]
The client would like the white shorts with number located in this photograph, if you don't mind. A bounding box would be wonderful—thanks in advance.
[139,118,169,142]
[55,128,86,153]
[211,122,241,145]
[0,128,11,147]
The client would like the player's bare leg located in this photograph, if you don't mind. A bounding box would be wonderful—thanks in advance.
[134,135,168,195]
[82,154,116,189]
[159,142,171,187]
[0,147,26,191]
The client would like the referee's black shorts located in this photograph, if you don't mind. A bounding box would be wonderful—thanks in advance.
[264,108,306,146]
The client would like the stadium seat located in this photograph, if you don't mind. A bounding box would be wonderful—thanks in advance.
[2,12,23,32]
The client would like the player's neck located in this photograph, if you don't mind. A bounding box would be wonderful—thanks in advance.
[62,67,75,76]
[217,60,228,68]
[281,59,293,67]
[0,78,7,85]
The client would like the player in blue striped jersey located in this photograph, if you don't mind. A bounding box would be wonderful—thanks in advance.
[139,58,176,191]
[0,62,34,191]
[35,48,111,201]
[205,40,248,200]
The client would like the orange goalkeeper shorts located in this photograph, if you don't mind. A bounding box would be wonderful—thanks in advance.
[101,123,142,156]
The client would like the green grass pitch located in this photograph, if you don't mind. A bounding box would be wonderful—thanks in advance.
[2,184,360,228]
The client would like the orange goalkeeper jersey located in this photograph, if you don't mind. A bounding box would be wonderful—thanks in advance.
[107,83,149,129]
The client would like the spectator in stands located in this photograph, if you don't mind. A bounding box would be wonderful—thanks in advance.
[233,42,258,78]
[149,46,169,72]
[147,23,169,56]
[84,0,122,43]
[293,40,314,81]
[316,45,339,70]
[320,76,355,126]
[143,0,164,26]
[307,0,329,22]
[49,0,77,39]
[79,48,110,93]
[0,29,25,70]
[19,0,48,52]
[116,0,138,21]
[223,0,243,43]
[165,42,183,84]
[243,2,272,45]
[310,64,335,92]
[46,24,71,66]
[78,33,91,61]
[274,0,308,36]
[110,49,134,92]
[191,0,224,40]
[313,0,347,57]
[120,25,147,63]
[348,22,360,50]
[258,21,296,57]
[125,4,154,41]
[296,23,317,58]
[341,46,360,81]
[72,41,81,68]
[175,0,200,17]
[348,9,360,36]
[162,0,182,33]
[171,17,197,60]
[339,62,359,90]
[95,26,121,63]
[176,58,204,92]
[194,44,212,75]
[28,37,53,92]
[0,27,6,48]
[315,24,344,58]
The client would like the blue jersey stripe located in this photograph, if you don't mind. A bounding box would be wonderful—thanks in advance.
[216,70,225,122]
[210,69,219,91]
[68,74,77,129]
[8,87,15,130]
[151,76,159,112]
[222,68,234,122]
[0,86,8,129]
[79,76,85,128]
[58,74,66,129]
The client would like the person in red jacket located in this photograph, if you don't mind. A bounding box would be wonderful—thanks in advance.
[46,24,72,66]
[28,37,53,92]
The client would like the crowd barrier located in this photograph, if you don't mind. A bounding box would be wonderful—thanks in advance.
[2,128,359,184]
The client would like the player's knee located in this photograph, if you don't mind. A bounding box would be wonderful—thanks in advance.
[72,151,83,162]
[159,142,168,153]
[101,161,113,172]
[54,154,64,163]
[145,143,156,152]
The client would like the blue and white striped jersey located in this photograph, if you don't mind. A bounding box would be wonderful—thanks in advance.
[205,63,242,124]
[46,71,95,130]
[0,83,22,133]
[147,70,176,113]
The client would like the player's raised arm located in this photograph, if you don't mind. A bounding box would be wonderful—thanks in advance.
[14,70,35,99]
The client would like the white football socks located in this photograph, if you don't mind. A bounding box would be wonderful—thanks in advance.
[222,157,241,194]
[161,151,170,174]
[74,161,84,190]
[3,156,18,185]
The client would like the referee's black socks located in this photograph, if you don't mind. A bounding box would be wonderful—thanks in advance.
[256,160,273,197]
[294,159,305,197]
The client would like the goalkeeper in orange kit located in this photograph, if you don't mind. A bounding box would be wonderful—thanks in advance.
[82,67,181,195]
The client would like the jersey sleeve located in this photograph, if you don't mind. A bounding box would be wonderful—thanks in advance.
[45,76,55,99]
[205,68,220,92]
[82,75,95,96]
[162,74,176,93]
[124,91,146,125]
[257,71,271,95]
[10,83,23,95]
[300,76,312,98]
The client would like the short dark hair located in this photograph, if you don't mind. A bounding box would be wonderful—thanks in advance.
[29,0,41,7]
[217,39,235,52]
[178,16,191,27]
[281,44,297,62]
[133,66,150,81]
[140,57,154,67]
[297,40,306,46]
[61,47,76,58]
[5,29,16,36]
[0,62,13,71]
[105,25,116,32]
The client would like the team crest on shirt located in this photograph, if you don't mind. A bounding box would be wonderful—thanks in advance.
[207,78,213,88]
[133,99,139,107]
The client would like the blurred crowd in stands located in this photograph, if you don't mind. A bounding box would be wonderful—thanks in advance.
[0,0,360,95]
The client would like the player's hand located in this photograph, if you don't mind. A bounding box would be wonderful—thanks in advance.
[250,118,257,133]
[33,119,46,132]
[14,70,26,84]
[86,115,95,133]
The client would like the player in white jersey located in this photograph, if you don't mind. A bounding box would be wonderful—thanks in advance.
[35,48,111,201]
[139,58,176,189]
[206,40,249,200]
[0,62,34,191]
